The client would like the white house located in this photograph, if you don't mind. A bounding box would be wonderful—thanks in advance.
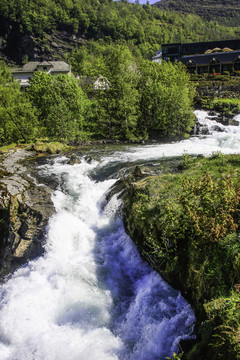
[78,76,110,90]
[11,61,71,88]
[152,50,162,63]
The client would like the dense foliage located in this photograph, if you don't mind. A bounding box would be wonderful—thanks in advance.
[155,0,240,27]
[139,61,195,136]
[0,49,195,145]
[0,61,37,144]
[0,0,239,63]
[0,0,238,145]
[122,153,240,359]
[207,98,240,117]
[28,71,89,141]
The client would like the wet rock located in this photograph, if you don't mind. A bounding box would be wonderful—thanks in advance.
[0,149,55,279]
[194,123,210,135]
[84,155,92,164]
[229,118,239,126]
[232,108,239,114]
[104,178,127,205]
[211,124,224,132]
[133,165,143,177]
[67,154,81,165]
[17,221,29,239]
[209,111,218,117]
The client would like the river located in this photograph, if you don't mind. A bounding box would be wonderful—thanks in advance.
[0,110,239,360]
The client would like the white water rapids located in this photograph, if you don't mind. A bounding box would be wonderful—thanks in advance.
[0,110,240,360]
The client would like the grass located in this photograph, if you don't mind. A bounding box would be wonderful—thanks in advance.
[31,141,73,154]
[0,143,21,152]
[0,141,74,155]
[208,98,240,116]
[211,97,240,107]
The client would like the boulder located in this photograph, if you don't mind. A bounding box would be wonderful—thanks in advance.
[84,155,92,164]
[67,154,81,165]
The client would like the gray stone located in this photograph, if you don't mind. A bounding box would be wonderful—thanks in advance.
[67,154,81,165]
[0,149,55,279]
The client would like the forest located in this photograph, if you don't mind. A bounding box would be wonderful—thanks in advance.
[0,0,240,63]
[155,0,240,27]
[0,53,195,145]
[0,0,239,145]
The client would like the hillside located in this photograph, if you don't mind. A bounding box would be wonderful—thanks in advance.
[154,0,240,27]
[0,0,239,64]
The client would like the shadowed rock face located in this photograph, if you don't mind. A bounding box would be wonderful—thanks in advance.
[0,15,85,64]
[0,149,56,279]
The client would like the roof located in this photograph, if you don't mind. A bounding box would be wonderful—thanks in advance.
[11,61,70,73]
[162,39,240,50]
[38,61,53,67]
[180,51,240,66]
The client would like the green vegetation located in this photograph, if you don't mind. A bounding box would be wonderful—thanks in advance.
[155,0,240,27]
[166,352,184,360]
[0,0,239,145]
[30,142,73,154]
[190,74,240,83]
[1,0,240,53]
[139,61,195,137]
[208,98,240,116]
[0,53,195,145]
[28,71,89,142]
[191,74,240,112]
[122,153,240,359]
[0,61,37,144]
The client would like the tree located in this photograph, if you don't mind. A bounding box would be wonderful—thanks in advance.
[28,71,89,141]
[0,61,37,145]
[139,60,195,137]
[102,44,141,141]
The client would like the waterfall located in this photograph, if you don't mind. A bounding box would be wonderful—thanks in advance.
[0,110,239,360]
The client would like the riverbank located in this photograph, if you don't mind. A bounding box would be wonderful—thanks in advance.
[0,148,57,278]
[122,153,240,360]
[0,143,115,278]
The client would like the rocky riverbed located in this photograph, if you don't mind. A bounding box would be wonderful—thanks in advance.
[0,148,55,278]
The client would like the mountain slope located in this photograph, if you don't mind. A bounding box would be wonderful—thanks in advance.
[154,0,240,26]
[0,0,239,64]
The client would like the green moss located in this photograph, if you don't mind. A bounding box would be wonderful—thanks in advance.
[0,141,74,155]
[32,142,73,154]
[0,143,19,152]
[208,98,240,116]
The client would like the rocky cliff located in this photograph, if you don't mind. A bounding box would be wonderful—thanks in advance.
[0,14,85,64]
[0,148,55,278]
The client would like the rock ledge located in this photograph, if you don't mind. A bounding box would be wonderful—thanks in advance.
[0,149,55,279]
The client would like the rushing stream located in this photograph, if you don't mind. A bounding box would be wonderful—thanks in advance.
[0,110,240,360]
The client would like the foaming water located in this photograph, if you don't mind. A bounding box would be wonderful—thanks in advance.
[98,110,240,168]
[0,158,195,360]
[1,110,238,360]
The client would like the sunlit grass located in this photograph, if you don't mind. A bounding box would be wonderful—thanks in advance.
[0,141,73,154]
